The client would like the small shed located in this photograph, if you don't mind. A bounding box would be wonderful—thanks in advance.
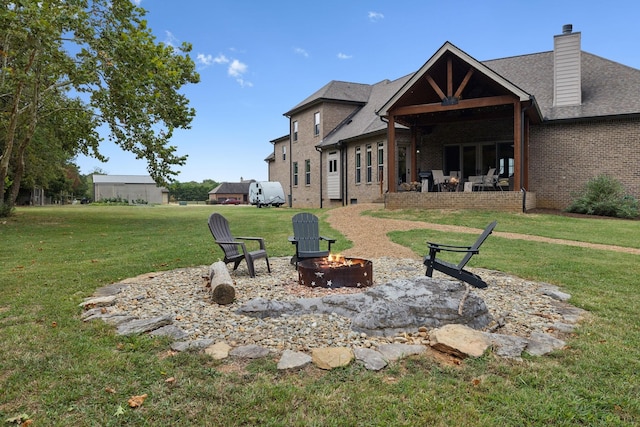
[93,175,168,204]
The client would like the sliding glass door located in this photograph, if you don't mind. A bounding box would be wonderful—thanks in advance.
[445,141,513,180]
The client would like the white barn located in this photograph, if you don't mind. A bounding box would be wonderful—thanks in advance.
[92,175,169,205]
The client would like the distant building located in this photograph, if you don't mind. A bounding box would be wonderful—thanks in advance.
[208,180,254,203]
[93,175,169,204]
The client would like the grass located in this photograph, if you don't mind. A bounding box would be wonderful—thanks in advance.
[1,204,639,425]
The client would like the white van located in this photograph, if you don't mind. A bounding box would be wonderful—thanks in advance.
[248,181,286,208]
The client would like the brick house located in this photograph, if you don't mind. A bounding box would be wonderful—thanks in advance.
[267,26,640,211]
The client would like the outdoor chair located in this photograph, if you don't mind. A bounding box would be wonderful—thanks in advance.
[289,212,336,266]
[431,170,446,191]
[423,221,497,288]
[472,168,500,191]
[207,213,270,278]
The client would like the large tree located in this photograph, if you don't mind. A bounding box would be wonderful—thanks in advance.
[0,0,199,215]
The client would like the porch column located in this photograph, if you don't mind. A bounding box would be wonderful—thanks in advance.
[411,126,417,182]
[513,101,522,190]
[523,116,530,190]
[387,115,396,192]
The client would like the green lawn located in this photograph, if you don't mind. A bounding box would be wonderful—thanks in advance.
[1,205,639,426]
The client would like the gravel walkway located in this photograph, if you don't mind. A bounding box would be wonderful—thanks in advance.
[326,202,640,256]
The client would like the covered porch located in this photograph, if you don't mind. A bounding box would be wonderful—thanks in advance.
[377,42,542,197]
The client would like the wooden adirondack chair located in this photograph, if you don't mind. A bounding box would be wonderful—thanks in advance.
[423,221,497,288]
[207,213,270,278]
[289,212,336,266]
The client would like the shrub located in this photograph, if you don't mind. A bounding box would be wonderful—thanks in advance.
[566,174,639,219]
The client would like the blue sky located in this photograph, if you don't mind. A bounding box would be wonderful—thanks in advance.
[75,0,640,183]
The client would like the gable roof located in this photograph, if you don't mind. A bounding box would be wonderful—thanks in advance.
[377,42,535,117]
[318,75,412,148]
[284,80,372,117]
[209,181,253,195]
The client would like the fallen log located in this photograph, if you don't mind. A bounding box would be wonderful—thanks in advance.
[209,261,235,305]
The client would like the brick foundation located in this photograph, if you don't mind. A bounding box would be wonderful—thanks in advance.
[384,191,536,212]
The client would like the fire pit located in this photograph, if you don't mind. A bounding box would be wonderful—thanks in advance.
[297,254,373,288]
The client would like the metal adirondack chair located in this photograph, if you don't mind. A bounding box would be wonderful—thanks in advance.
[423,221,497,288]
[207,213,270,278]
[289,212,336,266]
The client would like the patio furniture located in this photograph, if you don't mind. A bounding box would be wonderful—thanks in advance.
[207,213,271,278]
[472,168,501,191]
[431,170,447,191]
[289,212,336,266]
[423,221,497,288]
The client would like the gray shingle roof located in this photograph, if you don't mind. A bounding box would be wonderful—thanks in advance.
[285,80,373,117]
[319,76,412,148]
[484,51,640,121]
[209,181,253,194]
[282,44,640,150]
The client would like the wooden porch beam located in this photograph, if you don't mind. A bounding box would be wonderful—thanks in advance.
[425,74,446,101]
[513,101,522,191]
[447,57,453,97]
[391,95,518,116]
[454,68,474,98]
[387,116,396,192]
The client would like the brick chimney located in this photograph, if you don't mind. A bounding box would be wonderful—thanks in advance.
[553,24,582,106]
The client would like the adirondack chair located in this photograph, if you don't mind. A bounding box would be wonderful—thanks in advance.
[207,213,270,278]
[289,212,336,266]
[423,221,497,288]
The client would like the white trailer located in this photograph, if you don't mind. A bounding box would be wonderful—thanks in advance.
[249,181,286,208]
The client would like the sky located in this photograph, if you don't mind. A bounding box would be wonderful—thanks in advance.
[74,0,640,183]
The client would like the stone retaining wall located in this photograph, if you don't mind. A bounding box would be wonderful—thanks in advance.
[384,191,536,212]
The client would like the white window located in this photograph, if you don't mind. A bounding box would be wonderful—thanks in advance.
[366,144,372,183]
[377,142,384,182]
[282,145,286,161]
[314,112,320,136]
[355,147,361,184]
[305,159,311,185]
[293,121,298,142]
[293,162,298,186]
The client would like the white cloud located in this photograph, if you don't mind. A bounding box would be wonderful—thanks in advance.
[200,51,251,87]
[294,47,309,58]
[196,53,229,67]
[368,11,384,22]
[196,54,213,66]
[132,0,142,5]
[337,53,352,60]
[227,59,252,87]
[228,59,247,78]
[213,54,229,64]
[164,31,179,48]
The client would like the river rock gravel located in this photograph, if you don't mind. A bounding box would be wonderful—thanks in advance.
[105,256,585,353]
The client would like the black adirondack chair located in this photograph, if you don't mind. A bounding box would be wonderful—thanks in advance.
[207,213,270,278]
[423,221,497,288]
[289,212,336,266]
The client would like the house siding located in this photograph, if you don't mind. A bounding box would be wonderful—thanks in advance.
[529,117,640,209]
[269,139,291,205]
